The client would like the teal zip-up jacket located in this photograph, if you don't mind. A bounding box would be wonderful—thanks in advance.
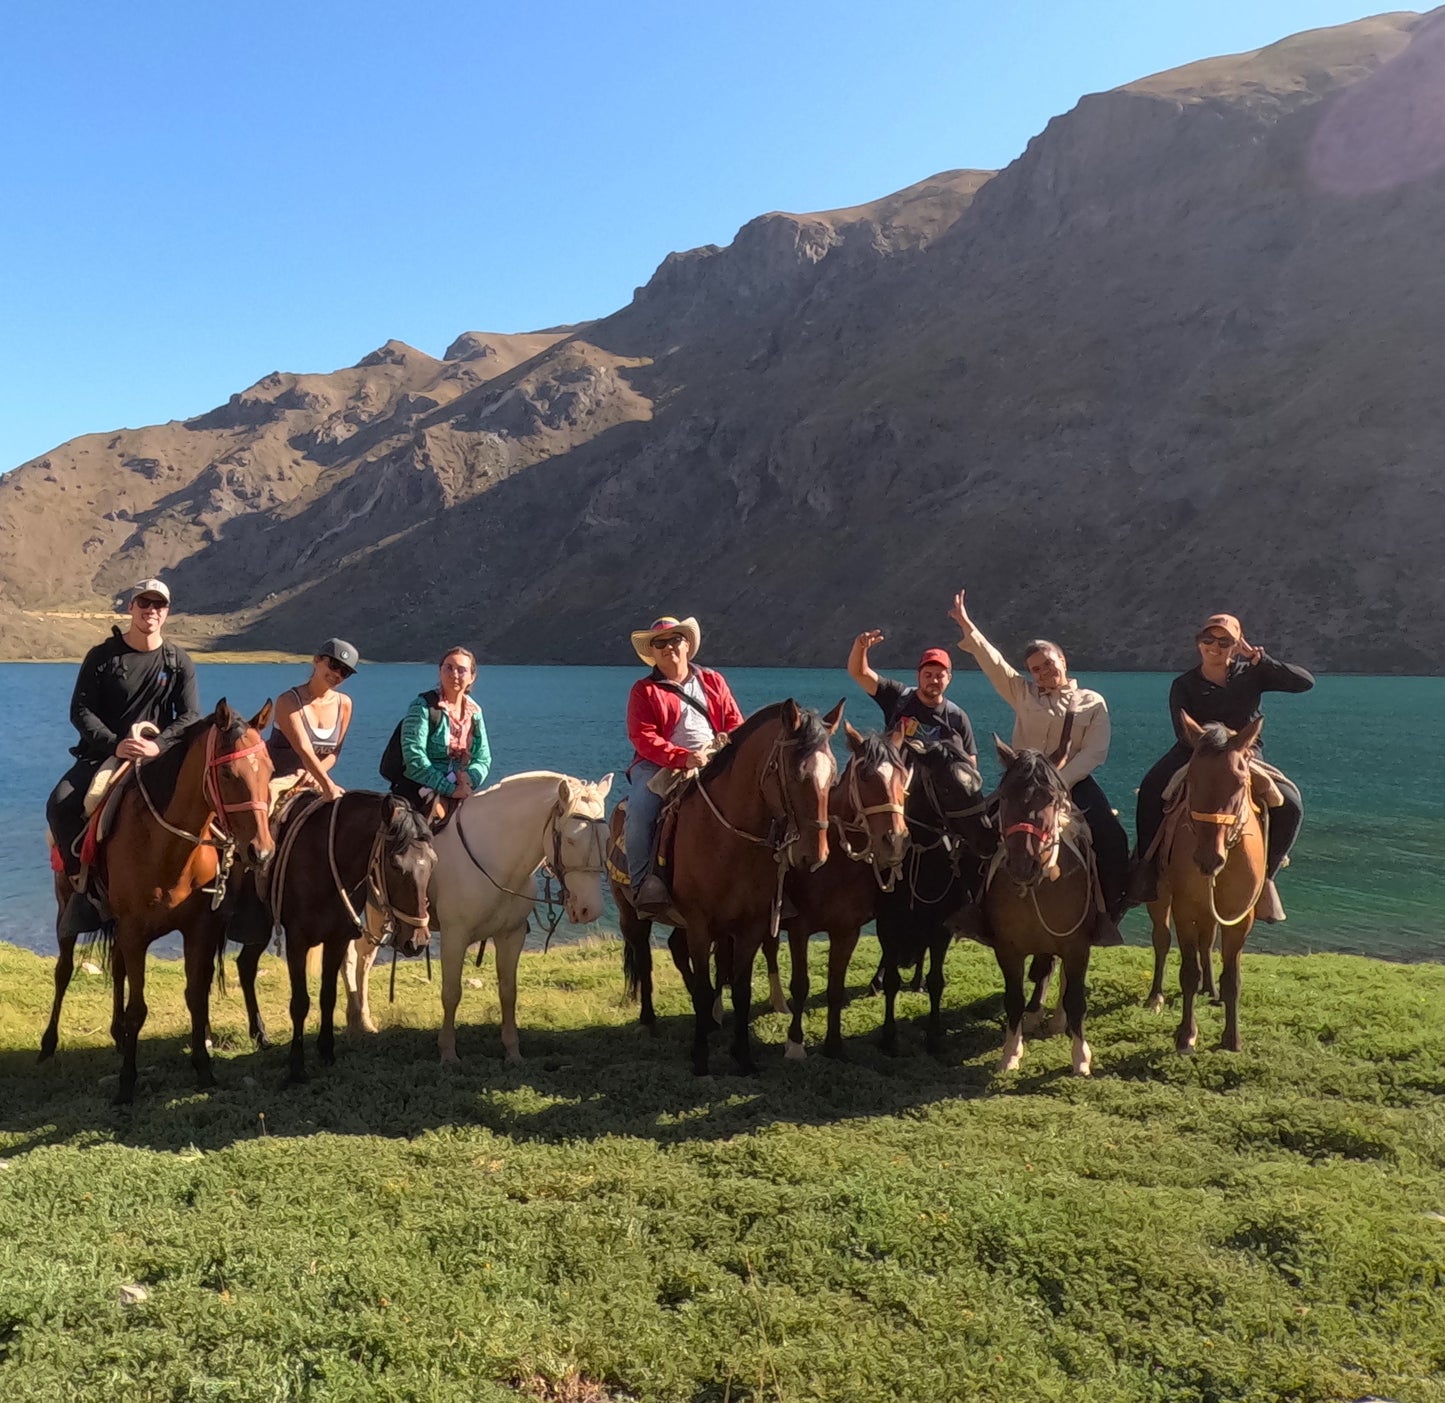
[399,692,491,796]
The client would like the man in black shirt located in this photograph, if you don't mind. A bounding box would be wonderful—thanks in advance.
[847,630,977,758]
[1131,612,1313,918]
[46,578,201,934]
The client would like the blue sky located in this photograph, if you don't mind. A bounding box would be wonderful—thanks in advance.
[0,0,1382,472]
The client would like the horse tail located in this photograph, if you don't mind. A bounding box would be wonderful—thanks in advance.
[622,925,643,1003]
[80,920,116,965]
[213,928,228,997]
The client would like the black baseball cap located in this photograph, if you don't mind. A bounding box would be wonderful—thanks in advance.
[317,638,360,673]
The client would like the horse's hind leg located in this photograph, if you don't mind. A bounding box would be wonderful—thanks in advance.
[727,931,759,1076]
[114,932,150,1104]
[495,926,525,1065]
[437,930,474,1065]
[1023,954,1055,1033]
[686,924,715,1076]
[924,929,949,1056]
[824,927,861,1060]
[183,925,218,1089]
[1217,925,1250,1052]
[39,934,77,1062]
[1062,947,1092,1076]
[1175,932,1203,1054]
[906,959,924,994]
[317,939,342,1066]
[1204,926,1221,1004]
[1145,900,1172,1012]
[234,940,269,1048]
[345,936,380,1038]
[285,938,312,1085]
[764,932,788,1015]
[996,950,1027,1073]
[784,929,809,1060]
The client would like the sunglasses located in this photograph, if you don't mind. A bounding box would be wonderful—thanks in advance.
[322,655,355,678]
[132,597,169,611]
[1197,634,1234,648]
[651,636,686,650]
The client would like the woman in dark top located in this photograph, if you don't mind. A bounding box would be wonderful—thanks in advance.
[1132,613,1313,918]
[267,638,358,801]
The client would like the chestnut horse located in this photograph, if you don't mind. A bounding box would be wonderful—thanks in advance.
[265,791,436,1084]
[615,700,841,1075]
[1146,713,1267,1053]
[981,741,1110,1077]
[779,725,909,1059]
[76,701,275,1102]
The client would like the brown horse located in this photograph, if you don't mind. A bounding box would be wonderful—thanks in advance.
[1146,713,1267,1053]
[614,700,842,1075]
[779,726,910,1060]
[259,791,436,1084]
[81,701,275,1102]
[981,740,1110,1076]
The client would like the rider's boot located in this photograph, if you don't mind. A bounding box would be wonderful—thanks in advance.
[1125,852,1158,907]
[633,873,674,919]
[1254,879,1286,924]
[59,891,104,939]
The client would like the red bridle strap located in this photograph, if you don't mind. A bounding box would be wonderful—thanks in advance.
[1003,821,1052,843]
[204,730,270,828]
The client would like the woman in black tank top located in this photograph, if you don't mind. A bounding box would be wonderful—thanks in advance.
[267,639,358,800]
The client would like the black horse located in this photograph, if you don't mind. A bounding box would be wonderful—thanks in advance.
[874,735,993,1056]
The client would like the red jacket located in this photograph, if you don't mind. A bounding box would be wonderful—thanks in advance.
[627,666,744,771]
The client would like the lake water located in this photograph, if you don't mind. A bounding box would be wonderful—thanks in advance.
[1,662,1441,961]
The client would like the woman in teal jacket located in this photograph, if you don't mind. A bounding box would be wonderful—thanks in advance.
[393,646,491,814]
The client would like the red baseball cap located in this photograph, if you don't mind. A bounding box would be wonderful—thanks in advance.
[917,648,952,672]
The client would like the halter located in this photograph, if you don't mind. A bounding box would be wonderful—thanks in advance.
[694,732,832,855]
[985,783,1095,939]
[1184,773,1269,926]
[832,754,907,890]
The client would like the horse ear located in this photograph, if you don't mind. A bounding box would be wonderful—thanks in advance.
[214,697,234,728]
[843,721,864,754]
[993,734,1016,767]
[885,725,906,751]
[593,772,614,800]
[1179,711,1206,746]
[557,778,574,808]
[249,698,273,732]
[821,698,845,733]
[902,737,926,756]
[1230,715,1264,753]
[780,698,802,732]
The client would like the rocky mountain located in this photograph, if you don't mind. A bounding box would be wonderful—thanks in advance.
[5,8,1443,672]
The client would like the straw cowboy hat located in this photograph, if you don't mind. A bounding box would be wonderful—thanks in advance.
[630,615,701,666]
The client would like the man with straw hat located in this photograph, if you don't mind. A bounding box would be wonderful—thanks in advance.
[624,614,744,917]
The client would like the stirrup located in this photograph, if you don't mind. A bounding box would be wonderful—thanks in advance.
[634,874,673,917]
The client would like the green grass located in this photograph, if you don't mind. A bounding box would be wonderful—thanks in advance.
[1,936,1443,1403]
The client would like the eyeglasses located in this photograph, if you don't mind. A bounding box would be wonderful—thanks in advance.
[132,597,169,612]
[1197,634,1234,648]
[321,655,355,678]
[651,636,685,650]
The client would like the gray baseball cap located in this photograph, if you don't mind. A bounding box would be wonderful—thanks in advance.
[317,638,360,674]
[128,577,171,606]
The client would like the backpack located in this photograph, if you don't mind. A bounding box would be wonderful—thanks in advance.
[379,689,442,786]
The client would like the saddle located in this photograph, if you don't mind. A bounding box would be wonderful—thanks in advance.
[1159,757,1285,816]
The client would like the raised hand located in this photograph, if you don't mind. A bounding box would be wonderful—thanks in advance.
[1237,638,1264,665]
[948,590,974,634]
[854,629,885,651]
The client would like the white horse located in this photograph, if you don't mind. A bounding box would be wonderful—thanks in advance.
[346,770,612,1063]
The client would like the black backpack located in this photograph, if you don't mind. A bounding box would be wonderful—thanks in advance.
[379,689,442,785]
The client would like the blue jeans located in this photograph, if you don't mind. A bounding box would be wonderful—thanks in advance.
[624,761,666,889]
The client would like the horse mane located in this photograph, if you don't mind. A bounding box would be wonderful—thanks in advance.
[385,800,433,849]
[702,702,830,782]
[1194,723,1234,755]
[137,707,247,814]
[850,731,905,778]
[998,747,1073,805]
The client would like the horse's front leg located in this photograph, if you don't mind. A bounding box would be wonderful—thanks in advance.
[784,928,809,1060]
[824,927,861,1059]
[686,923,715,1076]
[345,936,380,1038]
[234,939,269,1048]
[1218,924,1250,1052]
[110,948,126,1051]
[1175,929,1203,1055]
[924,926,950,1056]
[39,933,77,1062]
[728,929,760,1075]
[618,896,658,1031]
[495,926,526,1065]
[285,936,312,1085]
[1062,946,1092,1076]
[1145,899,1172,1012]
[317,939,343,1066]
[437,926,474,1065]
[183,923,219,1089]
[764,931,788,1015]
[996,949,1027,1073]
[114,929,150,1104]
[1203,926,1221,1004]
[1022,953,1054,1033]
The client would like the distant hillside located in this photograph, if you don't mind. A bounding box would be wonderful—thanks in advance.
[4,9,1444,673]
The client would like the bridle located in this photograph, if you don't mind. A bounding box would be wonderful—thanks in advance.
[985,776,1094,939]
[832,754,908,890]
[693,732,833,860]
[134,723,271,909]
[1185,764,1269,926]
[897,757,992,906]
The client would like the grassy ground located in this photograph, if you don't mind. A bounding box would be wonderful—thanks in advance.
[0,935,1442,1403]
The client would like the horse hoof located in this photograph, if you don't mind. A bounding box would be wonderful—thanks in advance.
[1175,1039,1197,1056]
[1145,995,1164,1014]
[439,1052,461,1067]
[1219,1037,1241,1053]
[504,1051,523,1067]
[1021,1010,1042,1034]
[196,1072,217,1090]
[1208,996,1224,1008]
[252,1031,272,1051]
[37,1044,56,1064]
[285,1070,309,1087]
[784,1039,806,1061]
[822,1041,846,1061]
[691,1063,711,1078]
[996,1054,1022,1073]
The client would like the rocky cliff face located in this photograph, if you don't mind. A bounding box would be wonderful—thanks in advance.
[4,9,1443,672]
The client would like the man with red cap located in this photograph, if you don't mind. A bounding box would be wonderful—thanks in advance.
[847,629,976,757]
[1130,612,1313,920]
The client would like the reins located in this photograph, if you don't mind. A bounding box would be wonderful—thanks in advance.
[985,772,1096,939]
[1184,778,1270,927]
[831,754,907,891]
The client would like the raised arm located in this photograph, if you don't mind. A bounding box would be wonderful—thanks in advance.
[846,630,884,697]
[948,590,1029,711]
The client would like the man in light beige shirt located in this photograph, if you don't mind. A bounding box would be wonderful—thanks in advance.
[949,589,1129,920]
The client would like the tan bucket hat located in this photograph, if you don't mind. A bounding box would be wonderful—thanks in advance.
[630,615,701,666]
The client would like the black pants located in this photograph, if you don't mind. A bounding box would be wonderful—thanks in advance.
[46,759,100,879]
[1071,775,1129,917]
[1135,744,1302,878]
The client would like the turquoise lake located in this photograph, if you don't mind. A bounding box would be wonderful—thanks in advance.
[1,662,1440,961]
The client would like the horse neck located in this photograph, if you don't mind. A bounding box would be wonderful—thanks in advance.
[163,729,216,835]
[459,774,562,880]
[697,721,778,833]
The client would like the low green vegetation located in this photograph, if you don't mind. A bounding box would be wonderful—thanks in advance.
[1,937,1442,1402]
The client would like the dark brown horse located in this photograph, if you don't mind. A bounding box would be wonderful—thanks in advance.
[615,700,842,1074]
[1146,713,1267,1053]
[72,701,276,1102]
[779,725,909,1059]
[259,791,436,1084]
[982,740,1112,1077]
